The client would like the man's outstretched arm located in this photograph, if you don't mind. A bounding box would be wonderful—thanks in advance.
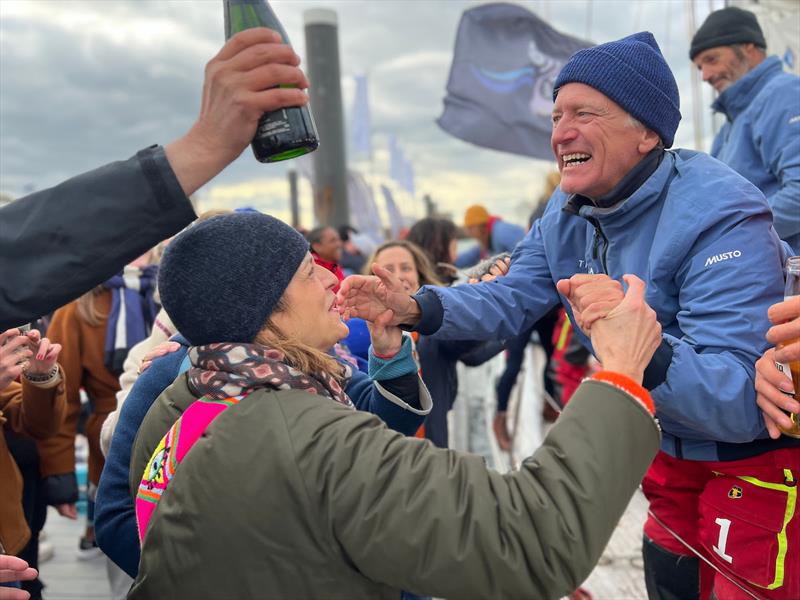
[0,28,309,329]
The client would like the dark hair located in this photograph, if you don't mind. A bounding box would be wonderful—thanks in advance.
[406,218,458,283]
[306,226,336,247]
[337,225,357,242]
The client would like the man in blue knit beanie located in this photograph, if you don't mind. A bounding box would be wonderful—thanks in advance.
[339,31,794,600]
[691,6,800,253]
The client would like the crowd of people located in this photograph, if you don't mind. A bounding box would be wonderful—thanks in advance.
[1,6,799,600]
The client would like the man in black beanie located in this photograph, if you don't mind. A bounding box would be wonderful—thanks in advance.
[340,31,797,600]
[691,6,800,252]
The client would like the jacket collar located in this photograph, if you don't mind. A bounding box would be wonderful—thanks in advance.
[563,150,676,229]
[712,56,783,122]
[563,148,664,214]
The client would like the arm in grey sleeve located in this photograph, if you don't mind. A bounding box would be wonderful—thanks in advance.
[0,146,196,328]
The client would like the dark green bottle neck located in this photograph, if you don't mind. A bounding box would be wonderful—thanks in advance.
[223,0,289,43]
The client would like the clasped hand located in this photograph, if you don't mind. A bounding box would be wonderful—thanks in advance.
[557,274,661,384]
[0,328,61,391]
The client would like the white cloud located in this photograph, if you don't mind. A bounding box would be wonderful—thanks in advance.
[1,0,731,230]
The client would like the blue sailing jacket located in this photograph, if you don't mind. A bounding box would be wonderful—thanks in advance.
[416,149,795,461]
[456,219,526,267]
[711,56,800,252]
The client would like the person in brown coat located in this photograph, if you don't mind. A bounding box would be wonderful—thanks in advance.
[39,256,157,557]
[0,328,65,562]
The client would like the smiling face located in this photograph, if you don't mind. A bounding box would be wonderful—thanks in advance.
[269,253,349,351]
[311,227,342,263]
[373,245,421,293]
[692,45,753,93]
[551,83,660,200]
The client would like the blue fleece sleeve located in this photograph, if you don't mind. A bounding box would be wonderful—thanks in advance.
[421,221,560,342]
[752,86,800,249]
[95,348,189,578]
[651,211,785,442]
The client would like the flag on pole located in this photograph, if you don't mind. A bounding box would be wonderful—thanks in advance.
[347,169,383,241]
[437,3,591,160]
[350,74,373,158]
[388,135,415,196]
[381,185,405,239]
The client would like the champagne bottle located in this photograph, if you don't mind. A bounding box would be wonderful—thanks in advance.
[776,256,800,438]
[223,0,319,163]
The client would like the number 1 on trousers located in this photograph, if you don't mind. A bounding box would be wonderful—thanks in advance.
[713,517,734,563]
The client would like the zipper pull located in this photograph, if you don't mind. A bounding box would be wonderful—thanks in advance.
[592,226,602,260]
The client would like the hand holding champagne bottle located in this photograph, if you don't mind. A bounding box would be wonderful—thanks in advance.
[224,0,319,162]
[164,27,310,195]
[755,257,800,438]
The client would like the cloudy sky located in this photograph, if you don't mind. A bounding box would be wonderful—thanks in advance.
[1,0,728,227]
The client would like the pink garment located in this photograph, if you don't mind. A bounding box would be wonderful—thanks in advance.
[135,394,245,543]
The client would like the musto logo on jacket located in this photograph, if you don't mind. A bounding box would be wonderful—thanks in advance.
[705,250,742,268]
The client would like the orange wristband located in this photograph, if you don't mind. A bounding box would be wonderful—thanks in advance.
[590,371,655,415]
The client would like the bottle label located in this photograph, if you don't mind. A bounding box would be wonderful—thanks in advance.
[775,293,799,393]
[257,110,291,137]
[775,360,793,389]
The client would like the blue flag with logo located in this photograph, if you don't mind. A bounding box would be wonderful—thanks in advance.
[437,3,592,160]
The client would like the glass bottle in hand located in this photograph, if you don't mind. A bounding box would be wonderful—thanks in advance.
[776,256,800,438]
[224,0,319,162]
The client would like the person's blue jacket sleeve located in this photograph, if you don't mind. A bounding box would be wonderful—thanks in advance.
[455,244,481,268]
[491,220,526,254]
[95,345,189,578]
[416,221,561,341]
[751,86,800,249]
[651,209,785,442]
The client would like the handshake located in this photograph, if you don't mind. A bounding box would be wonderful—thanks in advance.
[465,265,662,383]
[337,263,662,386]
[556,273,662,384]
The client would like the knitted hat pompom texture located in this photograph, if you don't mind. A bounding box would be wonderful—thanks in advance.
[159,212,309,346]
[690,7,766,61]
[553,31,681,148]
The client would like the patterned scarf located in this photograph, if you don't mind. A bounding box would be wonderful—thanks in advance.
[187,342,354,409]
[104,264,159,375]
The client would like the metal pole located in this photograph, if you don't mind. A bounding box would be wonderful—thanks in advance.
[423,194,435,217]
[287,169,299,229]
[303,8,350,228]
[685,0,705,151]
